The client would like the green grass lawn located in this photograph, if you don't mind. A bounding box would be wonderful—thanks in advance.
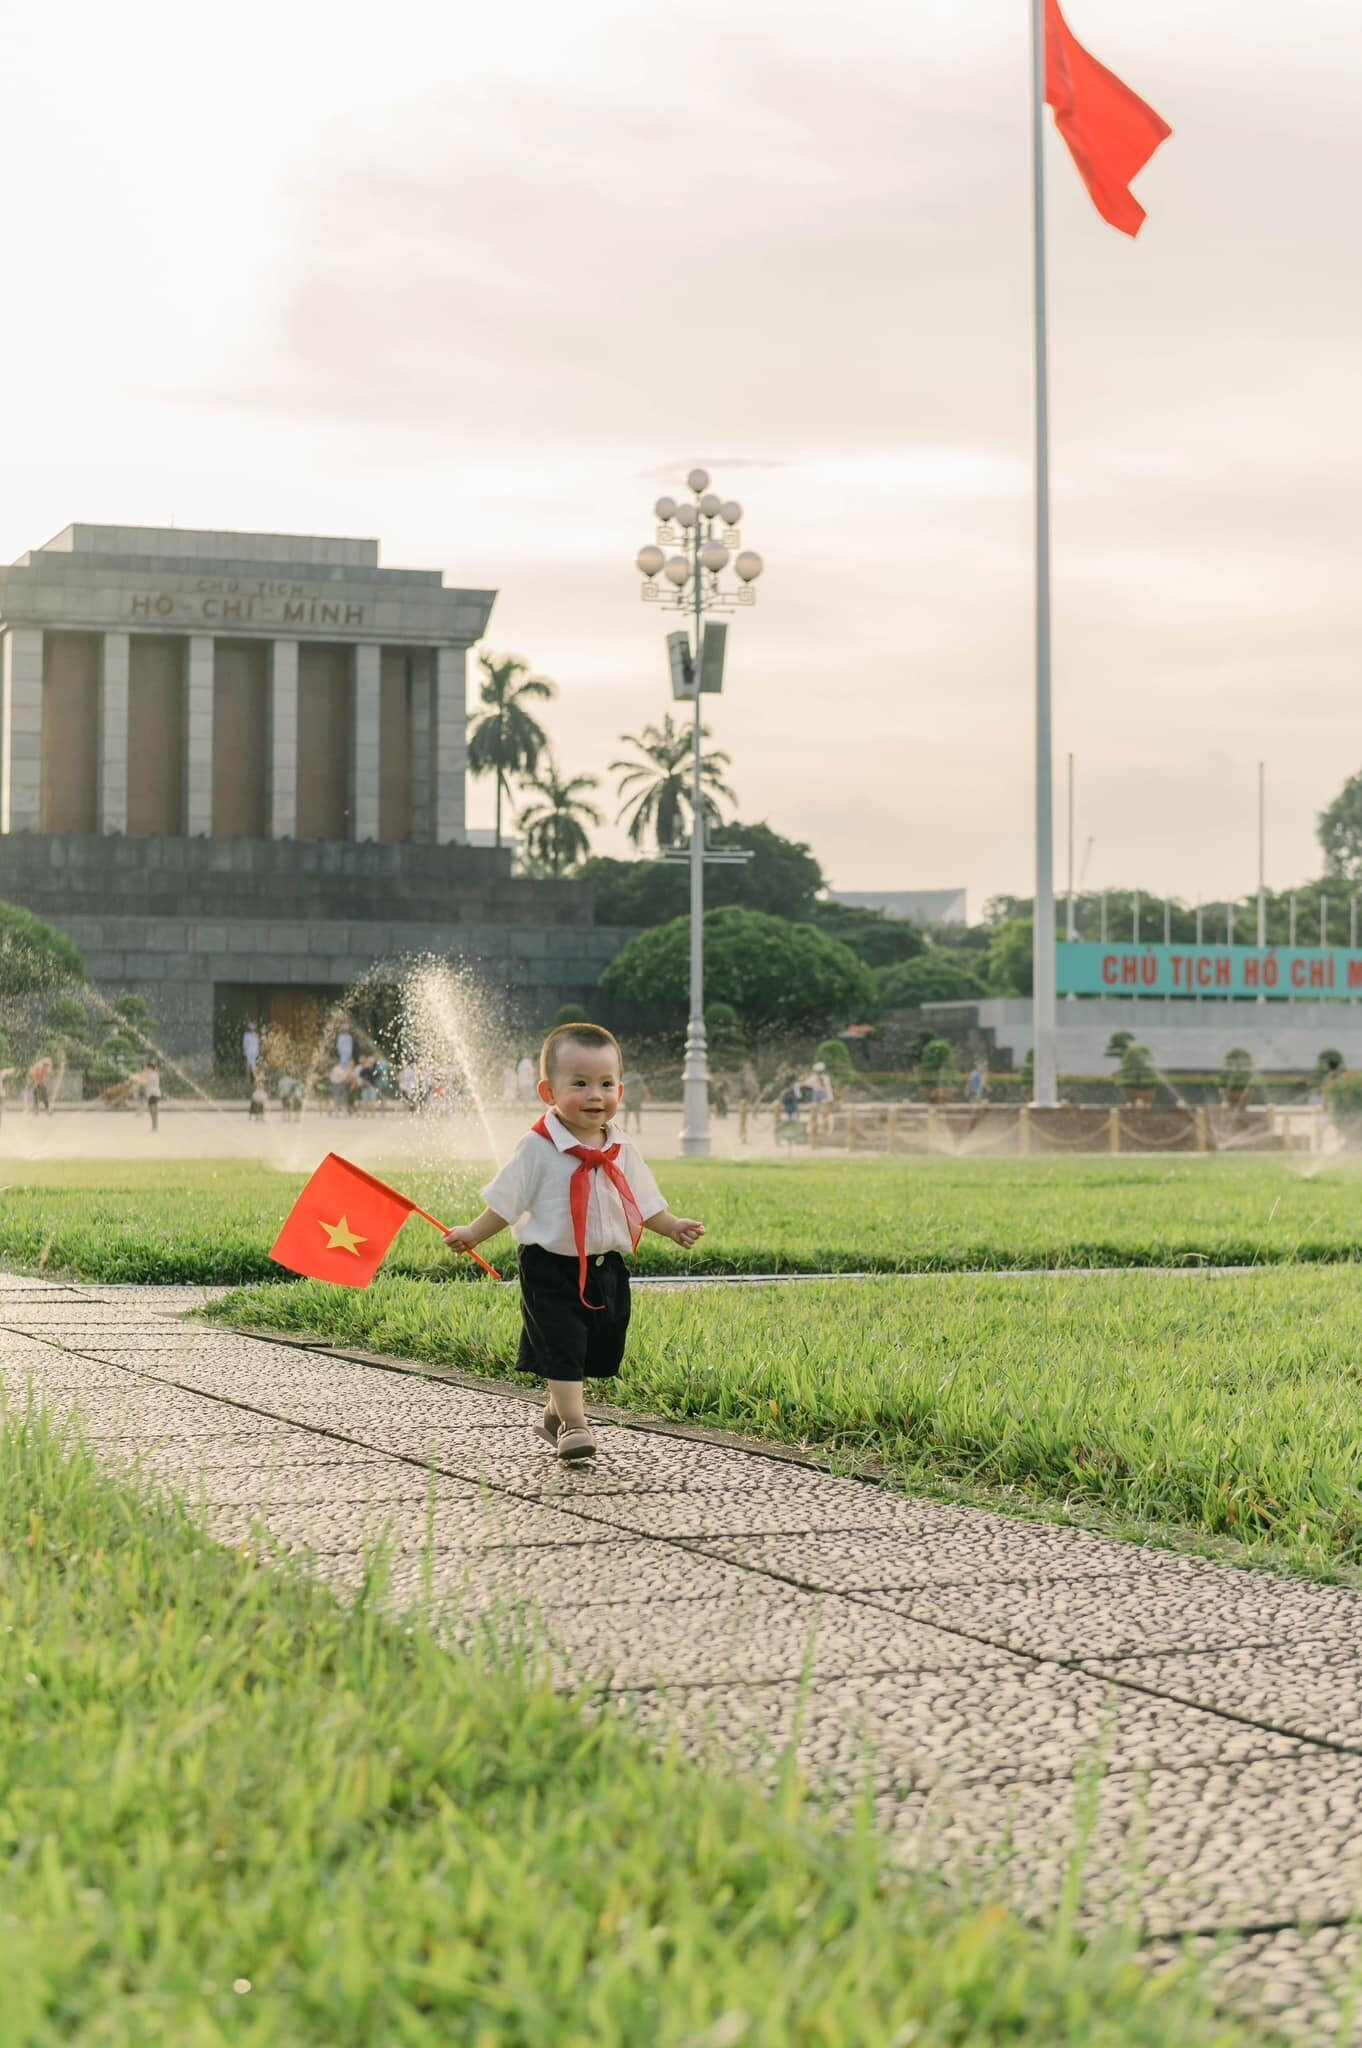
[208,1264,1362,1578]
[0,1411,1275,2047]
[2,1153,1361,1282]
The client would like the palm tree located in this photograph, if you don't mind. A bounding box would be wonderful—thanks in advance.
[610,715,736,851]
[517,759,604,877]
[467,652,555,848]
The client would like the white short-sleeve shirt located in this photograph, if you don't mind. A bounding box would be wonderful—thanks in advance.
[481,1111,667,1255]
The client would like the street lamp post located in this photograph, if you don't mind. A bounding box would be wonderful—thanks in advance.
[636,467,764,1156]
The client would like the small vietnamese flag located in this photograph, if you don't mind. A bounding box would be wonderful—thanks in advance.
[1045,0,1171,238]
[270,1154,421,1287]
[271,1154,501,1287]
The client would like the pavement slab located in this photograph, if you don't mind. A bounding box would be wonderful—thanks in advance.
[893,1752,1362,1939]
[1146,1925,1362,2044]
[1083,1642,1362,1752]
[613,1664,1312,1794]
[202,1484,625,1555]
[8,1270,1362,2040]
[695,1521,1217,1588]
[855,1572,1362,1662]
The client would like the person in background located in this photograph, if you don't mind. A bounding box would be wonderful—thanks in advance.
[501,1062,519,1107]
[620,1067,645,1134]
[29,1056,53,1115]
[337,1022,355,1066]
[327,1059,347,1116]
[242,1021,260,1080]
[966,1061,987,1104]
[277,1072,303,1121]
[138,1056,161,1133]
[516,1052,537,1103]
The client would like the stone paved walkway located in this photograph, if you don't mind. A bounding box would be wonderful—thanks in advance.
[3,1272,1361,2043]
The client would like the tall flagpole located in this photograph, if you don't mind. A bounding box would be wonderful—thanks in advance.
[1030,0,1058,1106]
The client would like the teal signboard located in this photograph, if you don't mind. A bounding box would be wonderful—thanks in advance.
[1056,943,1362,999]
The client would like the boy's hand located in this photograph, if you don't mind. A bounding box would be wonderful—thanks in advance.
[666,1216,705,1250]
[442,1225,480,1254]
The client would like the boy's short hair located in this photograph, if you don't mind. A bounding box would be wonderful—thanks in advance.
[539,1022,623,1084]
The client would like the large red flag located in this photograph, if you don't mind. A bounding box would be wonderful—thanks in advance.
[1045,0,1171,237]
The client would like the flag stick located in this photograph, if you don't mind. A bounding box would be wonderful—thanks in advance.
[315,1152,503,1279]
[408,1202,502,1280]
[1030,0,1058,1107]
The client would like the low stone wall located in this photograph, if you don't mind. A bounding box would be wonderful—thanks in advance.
[0,831,640,1060]
[806,1103,1305,1155]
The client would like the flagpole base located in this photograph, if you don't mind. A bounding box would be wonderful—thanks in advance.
[679,1021,711,1159]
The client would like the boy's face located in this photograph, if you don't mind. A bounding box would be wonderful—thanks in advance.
[539,1040,623,1132]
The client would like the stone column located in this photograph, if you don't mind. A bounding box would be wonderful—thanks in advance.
[407,649,433,843]
[350,643,381,842]
[97,632,130,833]
[1,627,44,833]
[184,636,214,835]
[268,639,298,838]
[433,644,467,845]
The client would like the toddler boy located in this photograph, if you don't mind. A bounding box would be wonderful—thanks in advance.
[442,1023,704,1461]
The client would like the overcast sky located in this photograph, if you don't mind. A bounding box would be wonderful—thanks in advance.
[3,0,1358,915]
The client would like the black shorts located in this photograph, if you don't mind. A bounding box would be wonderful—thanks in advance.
[516,1243,631,1383]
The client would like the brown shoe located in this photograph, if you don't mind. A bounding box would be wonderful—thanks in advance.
[556,1423,597,1462]
[534,1402,560,1448]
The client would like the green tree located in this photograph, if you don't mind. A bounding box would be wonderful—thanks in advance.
[467,652,555,849]
[517,760,602,877]
[875,953,987,1009]
[552,1004,590,1028]
[714,822,822,920]
[809,901,925,969]
[610,716,736,851]
[601,907,874,1033]
[581,821,821,926]
[986,919,1034,997]
[0,903,85,999]
[1319,770,1362,879]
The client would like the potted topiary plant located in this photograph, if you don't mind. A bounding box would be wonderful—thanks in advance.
[1218,1046,1256,1109]
[706,1002,746,1069]
[917,1035,959,1103]
[1105,1030,1135,1062]
[1313,1048,1345,1087]
[814,1037,855,1098]
[1116,1041,1159,1109]
[1326,1071,1362,1144]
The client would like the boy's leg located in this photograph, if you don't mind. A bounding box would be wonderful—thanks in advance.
[546,1379,588,1429]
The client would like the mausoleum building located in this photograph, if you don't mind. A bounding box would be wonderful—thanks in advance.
[0,525,630,1067]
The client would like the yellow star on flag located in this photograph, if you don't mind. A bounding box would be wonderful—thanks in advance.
[318,1214,366,1256]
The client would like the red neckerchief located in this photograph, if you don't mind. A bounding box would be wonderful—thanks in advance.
[532,1115,644,1308]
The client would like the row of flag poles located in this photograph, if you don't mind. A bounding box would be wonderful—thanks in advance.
[1030,0,1171,1106]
